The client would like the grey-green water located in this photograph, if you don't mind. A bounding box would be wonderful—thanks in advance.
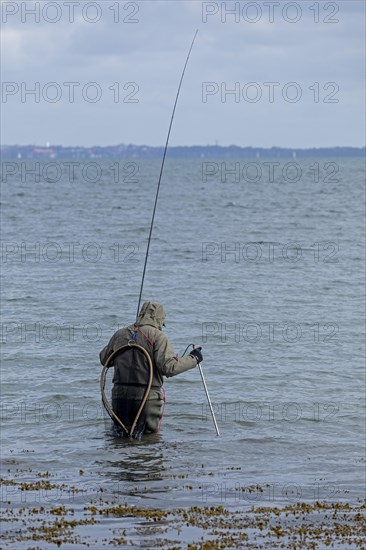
[1,158,365,546]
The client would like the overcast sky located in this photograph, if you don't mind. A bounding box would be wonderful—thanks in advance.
[1,0,365,147]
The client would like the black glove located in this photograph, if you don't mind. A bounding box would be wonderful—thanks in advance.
[190,347,203,364]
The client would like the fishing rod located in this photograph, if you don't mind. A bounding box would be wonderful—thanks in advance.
[136,29,198,319]
[101,30,220,438]
[133,30,220,437]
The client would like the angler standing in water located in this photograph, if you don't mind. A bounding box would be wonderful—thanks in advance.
[99,301,203,436]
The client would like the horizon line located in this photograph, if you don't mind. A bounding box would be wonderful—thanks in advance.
[2,143,365,150]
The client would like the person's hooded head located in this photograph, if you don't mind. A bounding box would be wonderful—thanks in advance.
[136,301,166,331]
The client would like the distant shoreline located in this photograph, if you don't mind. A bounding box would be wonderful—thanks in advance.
[1,144,365,159]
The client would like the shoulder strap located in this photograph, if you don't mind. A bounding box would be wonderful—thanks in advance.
[136,326,155,348]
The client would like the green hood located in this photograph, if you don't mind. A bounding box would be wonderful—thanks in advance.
[136,301,166,331]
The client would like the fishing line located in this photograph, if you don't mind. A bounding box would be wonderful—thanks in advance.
[136,29,199,319]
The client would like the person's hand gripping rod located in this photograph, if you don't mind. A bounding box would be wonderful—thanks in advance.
[190,345,220,437]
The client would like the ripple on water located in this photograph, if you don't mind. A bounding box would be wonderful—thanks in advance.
[1,158,365,512]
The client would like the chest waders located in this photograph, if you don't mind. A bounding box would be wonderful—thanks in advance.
[100,341,153,439]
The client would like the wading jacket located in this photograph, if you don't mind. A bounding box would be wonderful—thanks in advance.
[99,302,197,391]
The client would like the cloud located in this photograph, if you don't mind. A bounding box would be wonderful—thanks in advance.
[1,0,365,146]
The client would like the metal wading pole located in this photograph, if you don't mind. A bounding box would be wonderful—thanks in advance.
[198,362,220,437]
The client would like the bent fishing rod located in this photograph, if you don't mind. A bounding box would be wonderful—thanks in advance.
[102,30,220,437]
[133,30,219,437]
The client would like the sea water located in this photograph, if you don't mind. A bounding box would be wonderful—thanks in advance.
[1,157,365,544]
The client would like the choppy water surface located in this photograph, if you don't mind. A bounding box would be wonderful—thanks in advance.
[1,158,365,547]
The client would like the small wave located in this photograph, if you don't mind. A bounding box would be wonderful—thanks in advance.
[224,201,246,209]
[6,295,35,302]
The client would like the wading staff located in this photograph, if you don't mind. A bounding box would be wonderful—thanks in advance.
[193,346,220,437]
[199,363,220,437]
[132,31,220,436]
[136,29,198,319]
